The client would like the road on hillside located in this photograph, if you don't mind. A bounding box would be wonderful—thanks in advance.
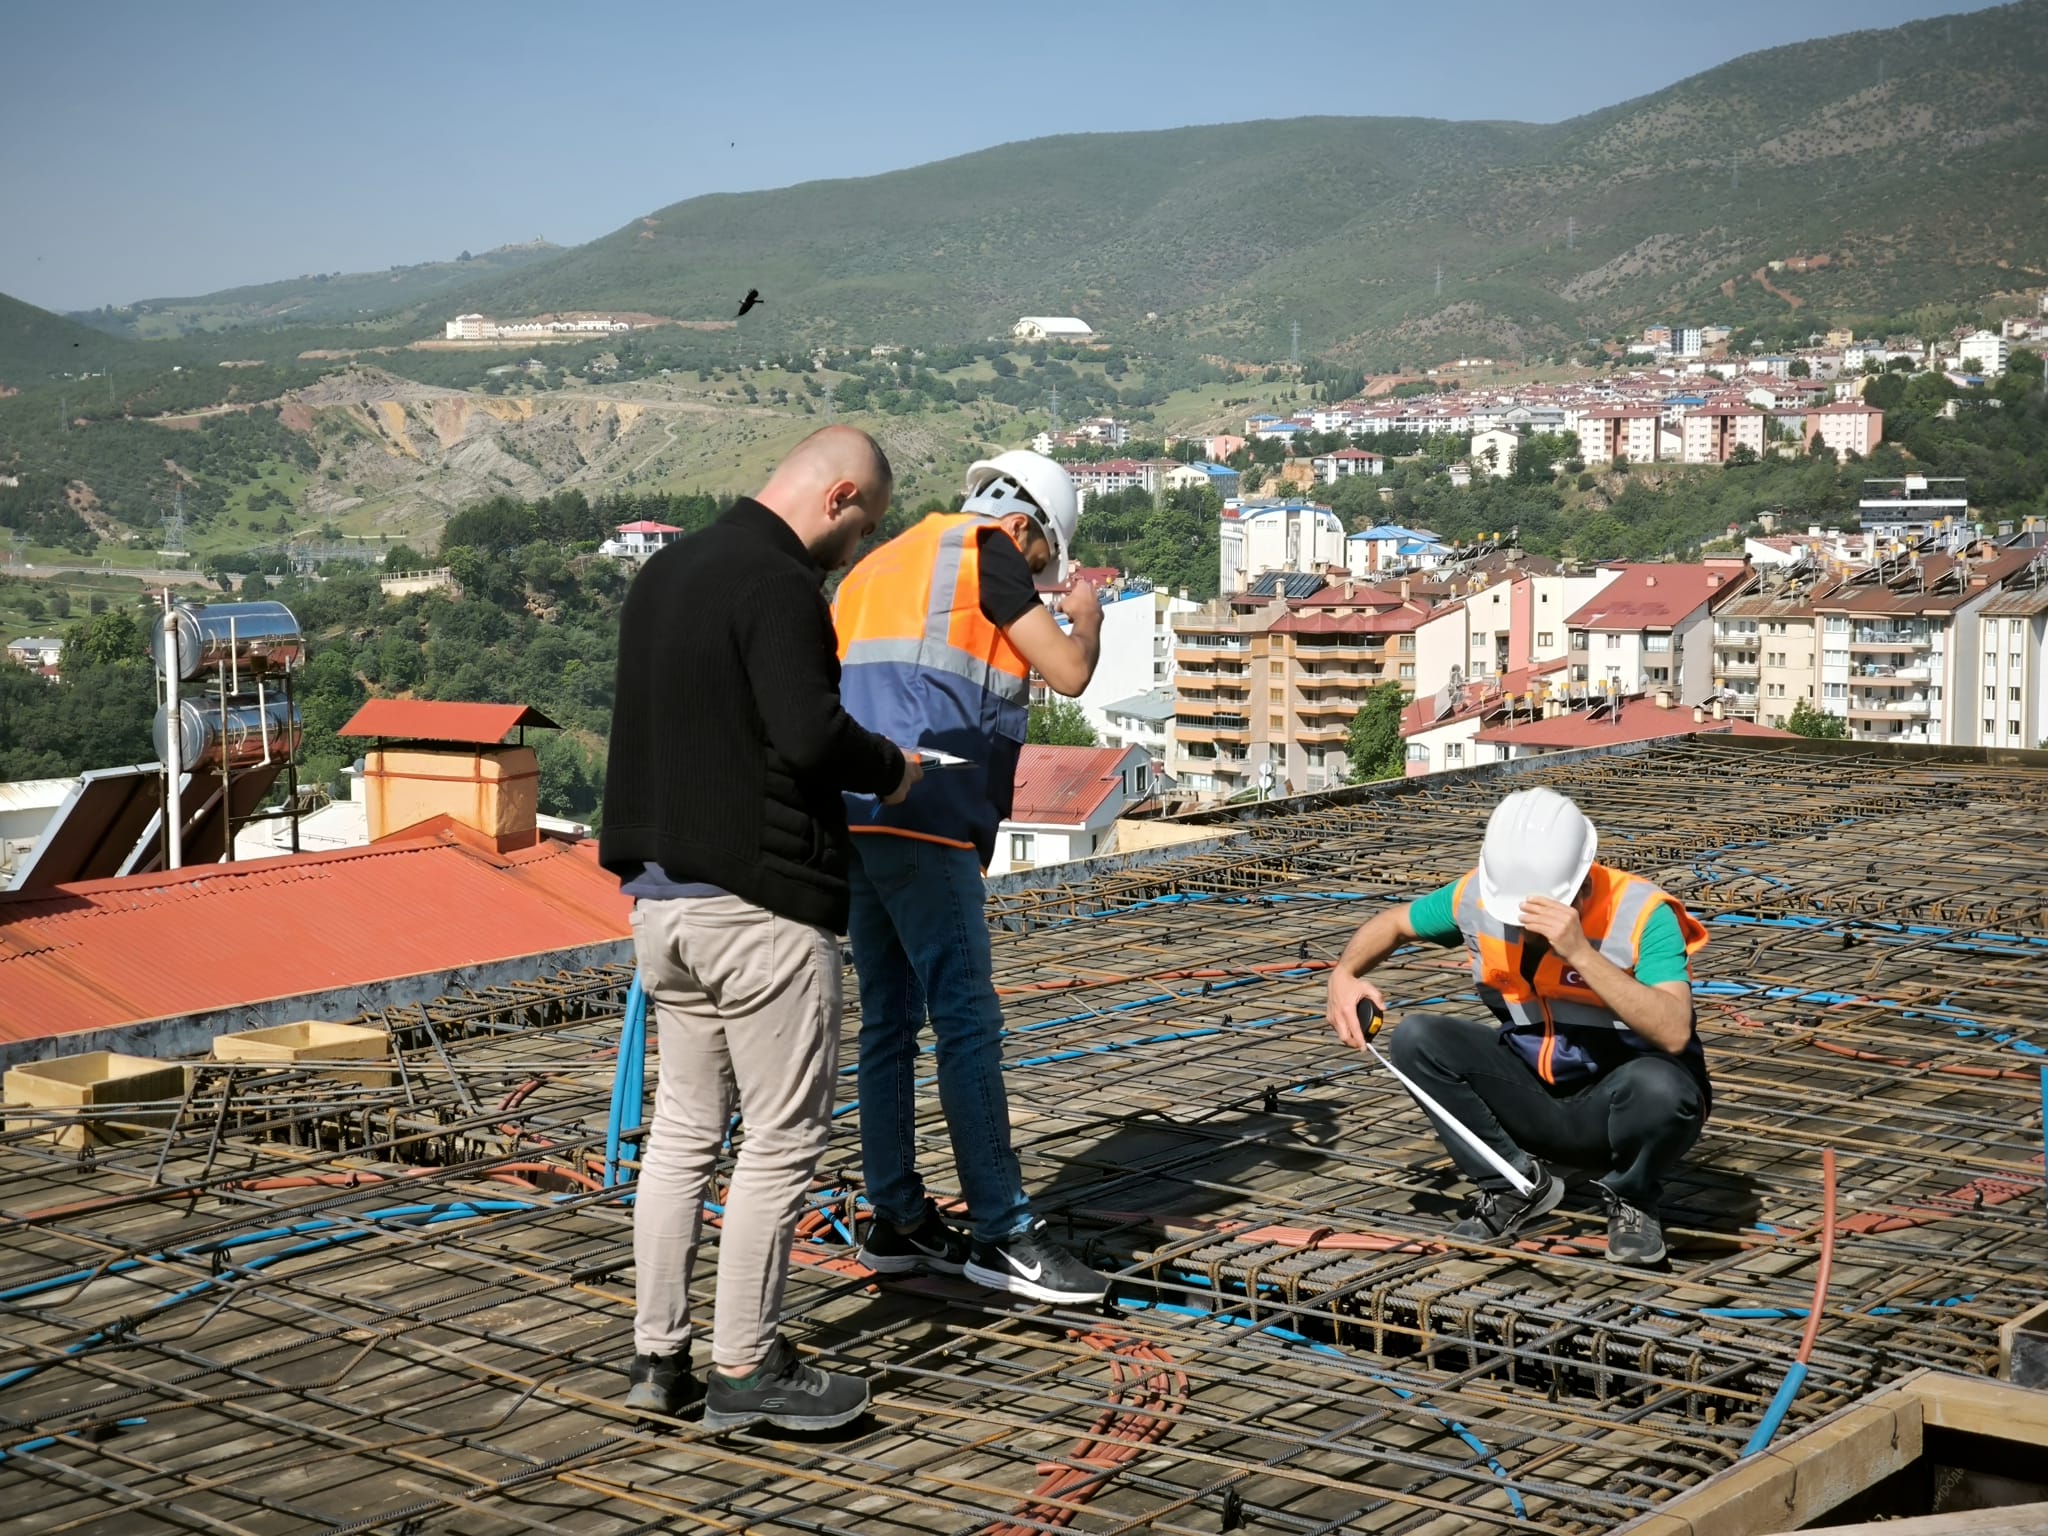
[2,561,214,588]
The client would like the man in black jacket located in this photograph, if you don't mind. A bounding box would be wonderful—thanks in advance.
[602,425,919,1433]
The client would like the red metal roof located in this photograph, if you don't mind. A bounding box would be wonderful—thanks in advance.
[1475,699,1792,749]
[1008,745,1143,825]
[1566,564,1740,631]
[0,829,630,1046]
[615,520,684,534]
[1269,608,1424,635]
[340,699,561,745]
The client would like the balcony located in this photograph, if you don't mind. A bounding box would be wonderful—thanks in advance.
[1717,661,1759,679]
[1847,697,1932,719]
[1297,697,1367,718]
[1852,665,1930,684]
[1295,722,1350,743]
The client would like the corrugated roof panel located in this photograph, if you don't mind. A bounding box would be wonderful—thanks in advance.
[0,834,629,1046]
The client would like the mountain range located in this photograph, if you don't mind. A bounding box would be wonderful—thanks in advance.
[8,1,2048,377]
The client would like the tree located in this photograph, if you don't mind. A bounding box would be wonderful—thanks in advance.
[1785,699,1847,740]
[1027,700,1098,746]
[1344,683,1408,783]
[1788,360,1812,379]
[64,606,143,668]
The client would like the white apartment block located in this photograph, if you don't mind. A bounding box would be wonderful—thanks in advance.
[1958,330,2010,377]
[1071,584,1200,741]
[1220,503,1346,592]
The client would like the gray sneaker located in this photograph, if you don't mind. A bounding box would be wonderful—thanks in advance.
[1598,1184,1668,1266]
[1448,1162,1566,1242]
[701,1336,869,1433]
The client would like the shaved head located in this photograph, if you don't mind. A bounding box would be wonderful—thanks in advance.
[755,426,894,570]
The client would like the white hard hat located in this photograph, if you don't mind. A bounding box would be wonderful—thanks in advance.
[963,450,1079,581]
[1476,787,1597,926]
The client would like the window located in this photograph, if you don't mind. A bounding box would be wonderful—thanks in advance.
[1009,833,1034,863]
[1768,683,1783,698]
[2014,688,2025,703]
[2014,620,2027,641]
[2013,655,2024,671]
[1987,685,1999,701]
[1824,683,1845,699]
[2011,721,2023,736]
[1570,630,1589,649]
[1825,616,1848,633]
[1606,634,1622,649]
[1399,663,1415,680]
[1985,719,1997,736]
[1445,742,1464,763]
[1537,631,1554,647]
[1987,652,1998,671]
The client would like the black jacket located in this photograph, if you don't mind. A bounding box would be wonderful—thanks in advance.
[600,499,907,931]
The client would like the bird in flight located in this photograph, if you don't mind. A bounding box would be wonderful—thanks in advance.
[736,289,763,318]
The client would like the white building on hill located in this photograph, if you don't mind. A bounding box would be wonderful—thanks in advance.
[1012,316,1096,343]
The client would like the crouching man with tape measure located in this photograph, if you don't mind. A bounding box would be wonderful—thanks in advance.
[1325,788,1711,1267]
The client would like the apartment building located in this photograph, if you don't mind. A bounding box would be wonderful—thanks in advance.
[1218,502,1346,592]
[1811,546,2035,745]
[1575,406,1663,465]
[1169,587,1426,800]
[1680,405,1767,464]
[1978,550,2048,750]
[1708,575,1826,727]
[1803,402,1885,461]
[1411,560,1618,697]
[1566,562,1751,706]
[1068,581,1200,740]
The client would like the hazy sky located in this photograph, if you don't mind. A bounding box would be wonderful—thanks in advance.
[0,0,2001,312]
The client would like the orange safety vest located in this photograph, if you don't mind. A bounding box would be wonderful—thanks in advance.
[1452,863,1709,1086]
[833,515,1034,865]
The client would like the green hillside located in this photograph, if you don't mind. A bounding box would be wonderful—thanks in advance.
[448,1,2048,363]
[0,293,140,388]
[73,241,565,340]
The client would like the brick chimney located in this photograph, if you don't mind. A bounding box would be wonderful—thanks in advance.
[338,701,557,853]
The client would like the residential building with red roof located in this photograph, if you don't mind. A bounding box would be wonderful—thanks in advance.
[1567,561,1753,705]
[1472,693,1792,762]
[996,744,1154,873]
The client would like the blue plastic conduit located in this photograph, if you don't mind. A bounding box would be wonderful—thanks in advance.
[0,1417,147,1463]
[0,1198,540,1396]
[605,974,646,1188]
[1117,1298,1525,1517]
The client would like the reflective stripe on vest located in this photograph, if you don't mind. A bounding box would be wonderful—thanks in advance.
[1452,864,1708,1085]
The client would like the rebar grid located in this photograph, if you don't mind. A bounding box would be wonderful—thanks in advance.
[2,739,2044,1534]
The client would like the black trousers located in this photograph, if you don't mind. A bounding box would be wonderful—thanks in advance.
[1387,1012,1706,1207]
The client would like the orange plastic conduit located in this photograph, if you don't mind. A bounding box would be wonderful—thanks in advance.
[986,1330,1187,1536]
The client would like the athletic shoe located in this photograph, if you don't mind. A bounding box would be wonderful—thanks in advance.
[623,1350,701,1418]
[856,1199,969,1275]
[1448,1161,1567,1242]
[963,1217,1109,1304]
[700,1336,869,1433]
[1598,1183,1668,1266]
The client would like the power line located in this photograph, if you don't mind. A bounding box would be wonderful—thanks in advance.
[1565,217,1576,252]
[1434,261,1443,298]
[1289,320,1300,365]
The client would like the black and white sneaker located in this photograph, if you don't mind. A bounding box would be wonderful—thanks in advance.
[700,1336,869,1433]
[1597,1183,1668,1266]
[857,1199,969,1275]
[963,1217,1109,1304]
[623,1350,702,1418]
[1448,1161,1566,1242]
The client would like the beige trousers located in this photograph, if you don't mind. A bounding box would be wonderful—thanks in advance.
[628,894,841,1372]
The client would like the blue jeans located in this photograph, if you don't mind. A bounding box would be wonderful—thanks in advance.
[847,834,1032,1244]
